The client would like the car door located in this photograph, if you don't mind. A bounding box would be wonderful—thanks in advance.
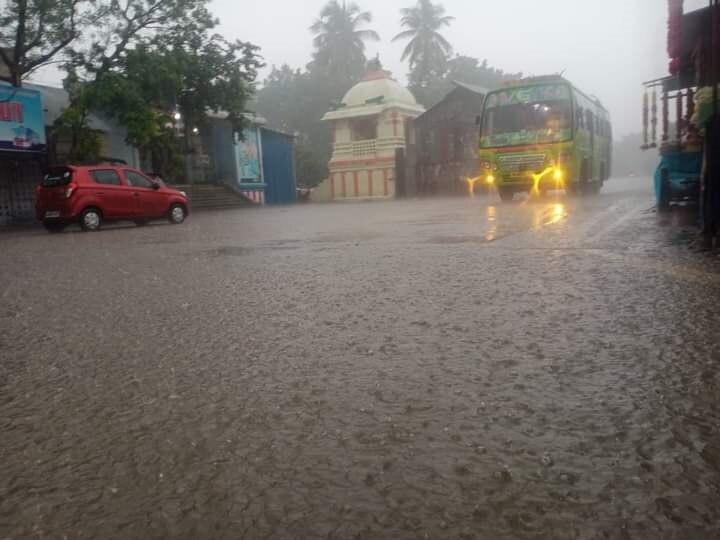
[123,169,165,218]
[88,169,134,219]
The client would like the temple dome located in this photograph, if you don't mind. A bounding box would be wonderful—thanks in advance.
[341,70,419,109]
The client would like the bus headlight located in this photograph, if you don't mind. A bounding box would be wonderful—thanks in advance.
[553,169,563,181]
[487,174,496,185]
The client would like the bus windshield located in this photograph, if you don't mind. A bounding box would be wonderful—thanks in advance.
[481,84,573,148]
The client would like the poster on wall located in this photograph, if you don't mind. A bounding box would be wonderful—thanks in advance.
[0,86,46,153]
[236,128,262,182]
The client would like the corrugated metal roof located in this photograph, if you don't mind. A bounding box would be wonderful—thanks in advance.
[416,81,488,120]
[451,80,491,95]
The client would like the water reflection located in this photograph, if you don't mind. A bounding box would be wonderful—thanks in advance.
[547,203,567,225]
[531,202,568,228]
[486,206,498,241]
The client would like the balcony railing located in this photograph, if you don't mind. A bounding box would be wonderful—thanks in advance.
[642,77,702,152]
[333,140,377,158]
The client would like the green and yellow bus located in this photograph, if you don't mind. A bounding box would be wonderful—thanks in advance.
[478,76,612,202]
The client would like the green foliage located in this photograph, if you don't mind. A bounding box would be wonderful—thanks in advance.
[393,0,454,92]
[254,65,333,187]
[66,0,217,80]
[166,34,262,138]
[417,55,523,108]
[0,0,91,86]
[0,0,216,87]
[295,139,328,188]
[254,1,380,189]
[49,101,103,163]
[310,0,379,89]
[55,7,262,179]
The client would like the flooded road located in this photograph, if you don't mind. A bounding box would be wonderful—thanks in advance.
[1,177,719,539]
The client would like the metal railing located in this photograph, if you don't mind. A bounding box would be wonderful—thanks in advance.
[642,77,702,152]
[333,140,377,157]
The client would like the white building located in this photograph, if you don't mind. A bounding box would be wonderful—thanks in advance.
[318,69,425,201]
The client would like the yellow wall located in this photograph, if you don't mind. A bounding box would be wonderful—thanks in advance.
[326,107,413,201]
[326,167,395,200]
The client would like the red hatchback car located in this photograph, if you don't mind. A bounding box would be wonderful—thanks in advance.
[36,164,190,232]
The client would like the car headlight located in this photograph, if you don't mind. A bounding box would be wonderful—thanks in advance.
[180,191,187,197]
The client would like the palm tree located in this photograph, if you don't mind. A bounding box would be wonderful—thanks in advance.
[393,0,454,87]
[310,1,380,87]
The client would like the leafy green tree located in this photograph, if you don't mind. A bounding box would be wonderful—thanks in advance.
[0,0,214,87]
[104,38,258,175]
[310,0,379,89]
[67,0,216,81]
[393,0,454,93]
[255,65,331,187]
[295,139,328,188]
[57,27,262,178]
[48,97,103,163]
[0,0,92,86]
[419,55,523,107]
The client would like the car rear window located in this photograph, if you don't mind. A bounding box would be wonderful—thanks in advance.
[90,170,122,186]
[42,168,73,187]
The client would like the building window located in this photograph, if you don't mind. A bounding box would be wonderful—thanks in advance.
[352,118,377,141]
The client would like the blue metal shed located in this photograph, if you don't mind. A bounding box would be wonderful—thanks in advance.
[260,128,297,205]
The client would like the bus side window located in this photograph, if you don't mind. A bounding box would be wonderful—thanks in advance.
[586,111,594,134]
[577,107,584,130]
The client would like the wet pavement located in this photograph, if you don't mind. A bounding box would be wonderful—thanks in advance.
[1,177,720,539]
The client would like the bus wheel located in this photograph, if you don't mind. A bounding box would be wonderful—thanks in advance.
[579,160,592,195]
[498,187,514,203]
[658,169,671,213]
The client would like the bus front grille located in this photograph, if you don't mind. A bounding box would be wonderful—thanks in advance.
[498,154,547,174]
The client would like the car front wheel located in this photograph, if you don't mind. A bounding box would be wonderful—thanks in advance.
[168,204,187,225]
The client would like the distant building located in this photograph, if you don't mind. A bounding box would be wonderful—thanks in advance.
[27,83,140,167]
[0,81,140,225]
[207,113,297,205]
[404,81,488,197]
[317,69,424,201]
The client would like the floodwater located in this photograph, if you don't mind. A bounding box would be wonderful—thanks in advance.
[1,177,719,539]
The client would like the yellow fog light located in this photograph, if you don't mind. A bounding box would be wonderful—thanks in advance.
[553,168,563,181]
[487,175,495,185]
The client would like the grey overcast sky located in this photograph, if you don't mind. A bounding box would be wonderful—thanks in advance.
[212,0,710,137]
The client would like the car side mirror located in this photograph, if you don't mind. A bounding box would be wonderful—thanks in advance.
[152,182,160,190]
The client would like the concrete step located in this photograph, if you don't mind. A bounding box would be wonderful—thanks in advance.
[170,184,255,210]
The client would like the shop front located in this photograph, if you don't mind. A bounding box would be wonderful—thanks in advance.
[643,0,720,241]
[0,85,47,225]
